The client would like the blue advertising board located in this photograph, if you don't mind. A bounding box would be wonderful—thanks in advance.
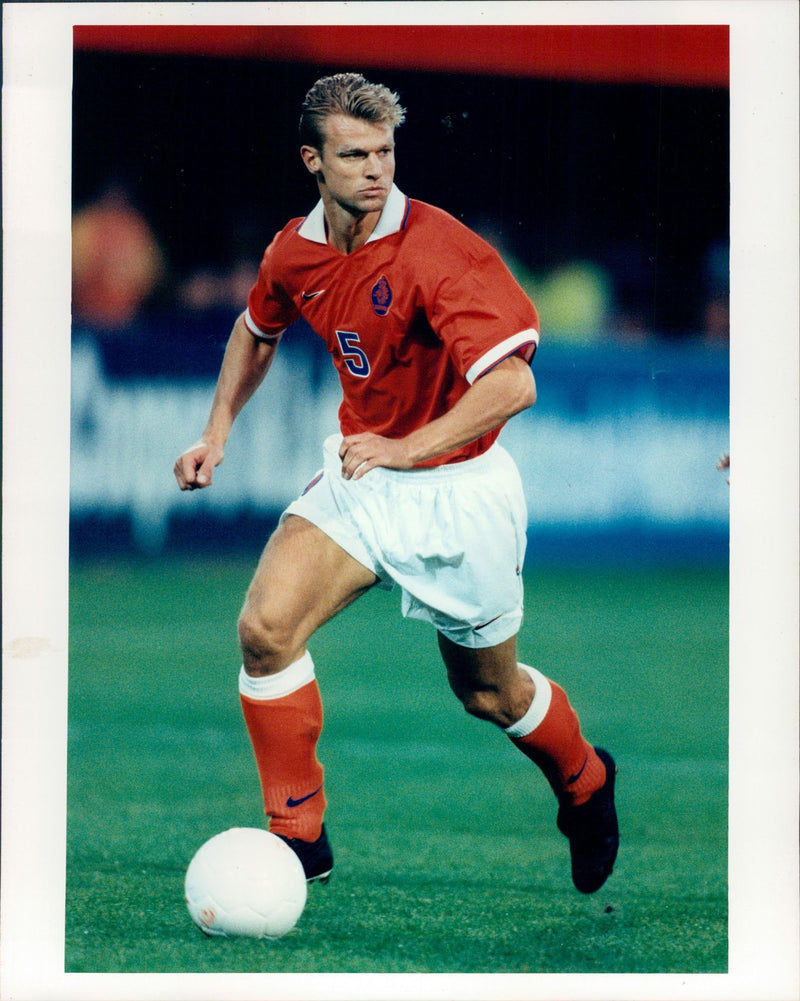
[70,335,729,563]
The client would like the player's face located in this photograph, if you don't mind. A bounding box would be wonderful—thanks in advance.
[302,114,396,217]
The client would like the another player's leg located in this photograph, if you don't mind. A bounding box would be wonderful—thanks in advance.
[439,633,618,893]
[238,514,377,881]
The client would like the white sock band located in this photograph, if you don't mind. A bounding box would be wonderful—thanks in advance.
[238,650,316,700]
[503,663,553,738]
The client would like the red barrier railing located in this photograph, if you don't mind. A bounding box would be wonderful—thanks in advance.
[73,24,728,87]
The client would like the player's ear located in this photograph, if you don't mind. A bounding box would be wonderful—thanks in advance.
[300,145,322,176]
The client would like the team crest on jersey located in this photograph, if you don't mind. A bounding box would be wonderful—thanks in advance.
[371,276,392,316]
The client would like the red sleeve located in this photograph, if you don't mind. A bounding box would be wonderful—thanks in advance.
[429,241,539,384]
[244,234,300,340]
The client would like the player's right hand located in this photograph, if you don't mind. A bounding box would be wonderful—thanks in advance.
[174,440,224,490]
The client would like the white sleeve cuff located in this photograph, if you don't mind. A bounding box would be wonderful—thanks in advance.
[465,328,538,385]
[244,307,284,343]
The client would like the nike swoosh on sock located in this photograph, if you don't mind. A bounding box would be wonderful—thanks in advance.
[286,785,323,808]
[566,754,589,786]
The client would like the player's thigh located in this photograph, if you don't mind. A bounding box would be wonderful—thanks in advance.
[240,514,378,656]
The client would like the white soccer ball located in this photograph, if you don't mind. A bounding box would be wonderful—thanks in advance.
[185,828,307,939]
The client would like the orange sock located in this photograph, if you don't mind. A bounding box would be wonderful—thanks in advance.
[505,664,606,806]
[239,653,326,841]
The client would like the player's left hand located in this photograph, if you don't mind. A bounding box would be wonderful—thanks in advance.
[339,433,414,480]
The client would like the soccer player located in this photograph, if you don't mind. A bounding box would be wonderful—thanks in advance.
[174,73,618,894]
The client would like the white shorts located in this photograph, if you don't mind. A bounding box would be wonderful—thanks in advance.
[281,435,527,648]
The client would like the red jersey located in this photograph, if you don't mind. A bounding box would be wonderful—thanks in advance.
[246,185,539,465]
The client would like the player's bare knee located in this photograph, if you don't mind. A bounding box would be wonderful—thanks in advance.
[457,688,503,725]
[237,607,297,675]
[457,686,527,728]
[445,669,500,722]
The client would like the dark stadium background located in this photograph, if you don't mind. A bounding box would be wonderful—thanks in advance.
[69,25,730,559]
[73,28,728,341]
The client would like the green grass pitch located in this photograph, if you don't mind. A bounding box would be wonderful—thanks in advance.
[66,555,728,973]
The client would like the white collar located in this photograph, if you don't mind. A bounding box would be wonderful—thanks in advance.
[297,185,407,245]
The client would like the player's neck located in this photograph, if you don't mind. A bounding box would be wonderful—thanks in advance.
[322,198,381,254]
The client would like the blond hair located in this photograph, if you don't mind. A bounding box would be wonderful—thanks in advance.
[299,73,406,148]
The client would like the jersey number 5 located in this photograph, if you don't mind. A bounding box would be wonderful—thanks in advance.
[336,330,371,378]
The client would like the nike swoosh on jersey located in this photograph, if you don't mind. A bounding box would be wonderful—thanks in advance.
[301,289,326,300]
[286,785,323,808]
